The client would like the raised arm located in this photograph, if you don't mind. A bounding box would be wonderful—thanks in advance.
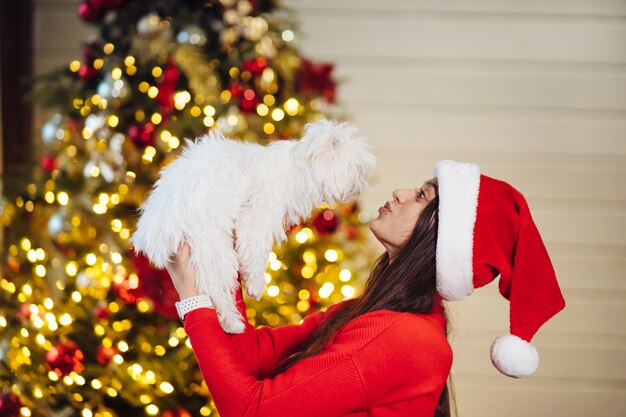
[185,307,367,417]
[167,242,352,382]
[224,277,351,378]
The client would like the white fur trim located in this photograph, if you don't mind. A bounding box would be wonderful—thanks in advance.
[432,160,480,301]
[490,334,539,378]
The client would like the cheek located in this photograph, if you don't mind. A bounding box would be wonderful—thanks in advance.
[396,208,422,239]
[370,207,421,245]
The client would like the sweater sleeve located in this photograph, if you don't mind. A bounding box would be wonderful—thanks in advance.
[221,285,320,379]
[222,281,350,379]
[184,307,367,417]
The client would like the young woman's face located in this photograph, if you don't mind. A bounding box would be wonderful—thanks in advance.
[369,178,437,258]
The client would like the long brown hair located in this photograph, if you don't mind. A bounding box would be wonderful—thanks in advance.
[272,189,456,416]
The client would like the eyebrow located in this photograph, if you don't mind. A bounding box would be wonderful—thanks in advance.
[420,180,438,198]
[424,180,437,189]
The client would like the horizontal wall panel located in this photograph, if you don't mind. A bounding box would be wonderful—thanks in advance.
[535,211,624,246]
[451,327,626,349]
[288,0,626,18]
[444,290,626,337]
[294,12,626,65]
[335,66,626,110]
[36,1,626,65]
[449,342,626,380]
[452,383,626,417]
[538,257,626,291]
[347,110,626,156]
[34,7,93,52]
[33,57,75,74]
[348,102,626,123]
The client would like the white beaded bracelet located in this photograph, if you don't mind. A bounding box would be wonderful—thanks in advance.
[175,295,214,321]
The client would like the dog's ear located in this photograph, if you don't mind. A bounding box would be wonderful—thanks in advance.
[293,119,341,163]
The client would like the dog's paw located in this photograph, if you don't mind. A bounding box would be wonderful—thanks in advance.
[245,276,266,301]
[221,316,247,334]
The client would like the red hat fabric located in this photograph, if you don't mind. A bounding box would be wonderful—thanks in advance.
[433,160,566,378]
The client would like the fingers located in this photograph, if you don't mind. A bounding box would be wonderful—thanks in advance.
[174,241,190,265]
[166,242,198,299]
[165,242,190,277]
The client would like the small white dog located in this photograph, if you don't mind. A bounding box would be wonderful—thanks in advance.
[131,119,376,333]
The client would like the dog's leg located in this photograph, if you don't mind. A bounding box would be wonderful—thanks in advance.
[189,231,247,334]
[234,201,275,301]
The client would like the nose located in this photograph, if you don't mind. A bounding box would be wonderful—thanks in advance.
[392,189,411,203]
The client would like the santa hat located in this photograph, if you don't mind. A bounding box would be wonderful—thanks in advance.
[433,160,566,378]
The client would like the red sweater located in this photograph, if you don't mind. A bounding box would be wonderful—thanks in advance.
[184,285,452,417]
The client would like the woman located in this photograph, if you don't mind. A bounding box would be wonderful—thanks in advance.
[167,160,565,417]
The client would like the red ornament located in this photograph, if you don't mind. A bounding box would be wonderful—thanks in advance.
[67,117,82,134]
[298,58,336,103]
[40,155,57,172]
[77,1,100,21]
[77,42,101,79]
[227,82,261,113]
[163,407,192,417]
[227,82,244,98]
[112,281,143,304]
[96,345,119,366]
[124,249,179,319]
[81,41,101,61]
[345,225,358,240]
[240,89,260,113]
[127,122,156,148]
[93,303,110,320]
[311,209,339,235]
[249,0,262,12]
[112,270,145,305]
[16,304,32,321]
[305,283,321,310]
[91,0,126,8]
[78,0,126,21]
[7,257,19,272]
[78,64,98,80]
[241,57,268,75]
[156,59,181,113]
[45,340,85,377]
[0,392,22,417]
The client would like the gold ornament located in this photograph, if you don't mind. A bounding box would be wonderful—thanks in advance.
[173,45,222,104]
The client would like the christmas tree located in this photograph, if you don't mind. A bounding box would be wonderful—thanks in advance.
[0,1,378,416]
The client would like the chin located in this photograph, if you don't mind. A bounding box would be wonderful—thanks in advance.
[368,220,382,242]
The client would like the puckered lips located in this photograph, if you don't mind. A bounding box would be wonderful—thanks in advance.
[378,201,392,214]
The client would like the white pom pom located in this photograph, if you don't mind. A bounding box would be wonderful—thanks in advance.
[490,334,539,378]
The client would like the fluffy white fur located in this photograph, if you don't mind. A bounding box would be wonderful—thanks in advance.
[490,334,539,378]
[432,160,480,301]
[131,119,376,333]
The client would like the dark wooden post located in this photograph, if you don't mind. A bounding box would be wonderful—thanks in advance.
[1,0,34,173]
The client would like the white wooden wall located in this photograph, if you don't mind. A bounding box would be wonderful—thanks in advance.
[33,0,626,416]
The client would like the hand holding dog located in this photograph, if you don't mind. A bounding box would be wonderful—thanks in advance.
[165,242,199,301]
